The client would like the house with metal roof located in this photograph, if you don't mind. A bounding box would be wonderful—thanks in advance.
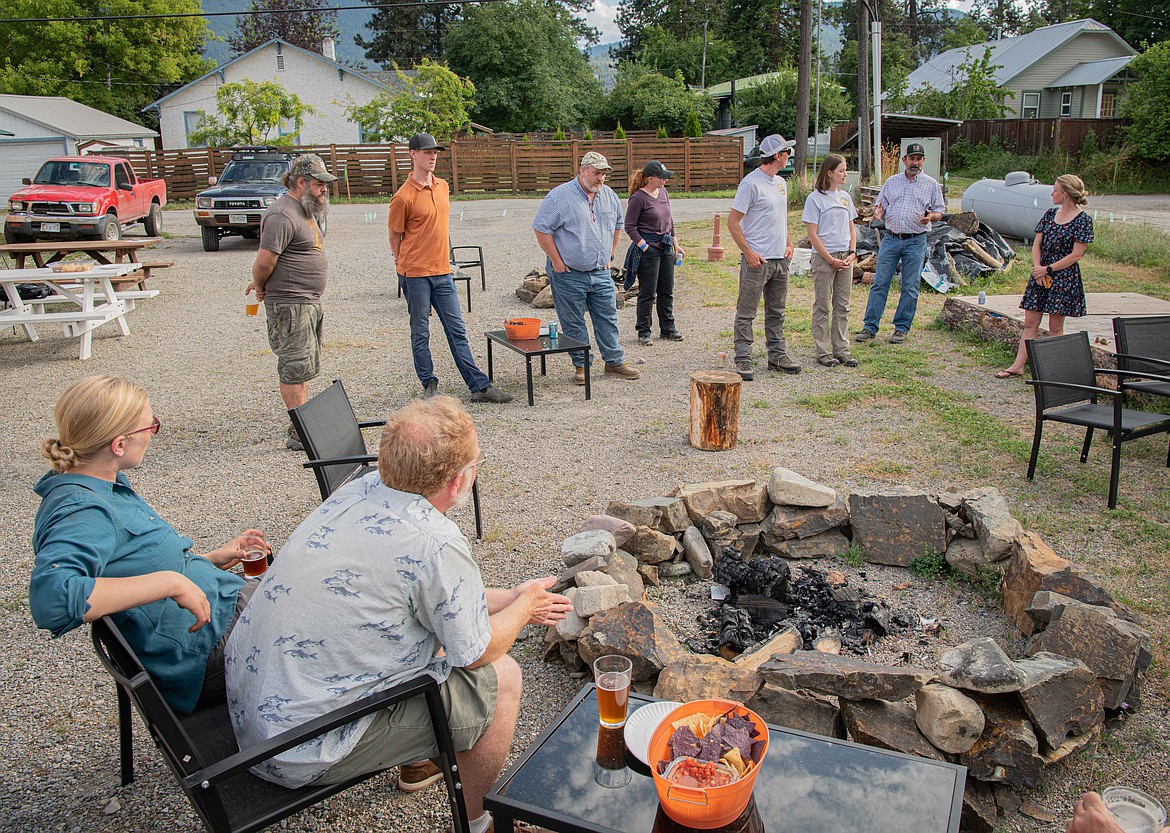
[902,18,1136,120]
[0,94,158,201]
[145,38,414,149]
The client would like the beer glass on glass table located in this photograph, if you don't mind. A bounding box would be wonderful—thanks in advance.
[594,655,632,728]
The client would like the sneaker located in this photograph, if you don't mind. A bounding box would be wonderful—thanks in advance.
[638,334,653,346]
[735,361,754,381]
[661,332,685,342]
[398,760,443,793]
[768,355,802,375]
[855,329,876,342]
[889,330,908,344]
[471,385,514,404]
[422,379,438,398]
[604,362,640,379]
[838,356,860,367]
[817,357,841,368]
[573,366,586,386]
[285,424,303,451]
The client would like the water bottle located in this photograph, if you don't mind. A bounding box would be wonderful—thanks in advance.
[977,290,986,305]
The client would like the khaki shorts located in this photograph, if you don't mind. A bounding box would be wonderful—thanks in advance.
[265,302,323,385]
[317,663,498,785]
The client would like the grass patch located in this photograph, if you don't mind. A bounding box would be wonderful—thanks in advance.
[1089,218,1170,272]
[909,549,948,578]
[840,544,865,568]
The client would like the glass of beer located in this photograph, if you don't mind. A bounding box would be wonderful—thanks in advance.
[245,289,259,317]
[241,546,268,577]
[593,655,632,728]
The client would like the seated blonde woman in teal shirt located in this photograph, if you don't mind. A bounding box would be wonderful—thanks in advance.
[29,376,266,714]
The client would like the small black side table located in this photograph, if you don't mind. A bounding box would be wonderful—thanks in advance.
[485,330,591,406]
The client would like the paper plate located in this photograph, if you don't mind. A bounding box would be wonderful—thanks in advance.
[624,700,682,766]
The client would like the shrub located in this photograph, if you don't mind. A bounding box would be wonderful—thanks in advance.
[614,121,626,140]
[583,127,593,140]
[552,126,567,141]
[684,108,702,138]
[656,125,668,138]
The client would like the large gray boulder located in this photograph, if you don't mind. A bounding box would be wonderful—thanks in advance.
[767,467,836,507]
[848,487,947,567]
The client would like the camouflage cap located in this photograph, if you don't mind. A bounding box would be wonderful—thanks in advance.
[288,153,338,183]
[580,151,612,171]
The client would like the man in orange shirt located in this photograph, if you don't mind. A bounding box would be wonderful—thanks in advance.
[389,133,512,403]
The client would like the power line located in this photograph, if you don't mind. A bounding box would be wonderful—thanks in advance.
[0,0,507,25]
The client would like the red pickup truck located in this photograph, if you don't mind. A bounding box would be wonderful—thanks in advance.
[5,156,167,244]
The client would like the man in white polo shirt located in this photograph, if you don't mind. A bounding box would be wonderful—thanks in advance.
[727,134,802,380]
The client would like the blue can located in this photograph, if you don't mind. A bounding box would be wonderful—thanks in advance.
[548,321,558,339]
[675,252,684,267]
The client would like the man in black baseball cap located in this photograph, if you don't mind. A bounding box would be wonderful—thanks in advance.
[408,133,446,152]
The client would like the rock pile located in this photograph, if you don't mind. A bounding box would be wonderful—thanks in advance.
[514,267,634,310]
[541,470,1152,833]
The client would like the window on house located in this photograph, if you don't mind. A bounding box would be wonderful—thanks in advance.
[277,54,285,70]
[184,111,206,147]
[1100,93,1116,118]
[1060,91,1072,117]
[1022,93,1040,119]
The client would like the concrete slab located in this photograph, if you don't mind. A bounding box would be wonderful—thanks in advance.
[947,293,1170,353]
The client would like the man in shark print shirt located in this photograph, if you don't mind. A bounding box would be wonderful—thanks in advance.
[226,396,571,833]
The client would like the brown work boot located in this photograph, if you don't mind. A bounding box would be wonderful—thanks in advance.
[604,362,640,379]
[573,366,586,386]
[398,760,443,792]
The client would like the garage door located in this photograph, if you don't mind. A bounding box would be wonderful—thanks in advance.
[0,138,70,201]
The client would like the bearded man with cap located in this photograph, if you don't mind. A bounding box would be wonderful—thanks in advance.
[390,133,512,403]
[246,153,336,450]
[727,134,802,380]
[856,142,945,344]
[533,151,641,386]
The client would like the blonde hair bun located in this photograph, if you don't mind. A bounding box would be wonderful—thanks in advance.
[42,438,78,473]
[1056,174,1089,205]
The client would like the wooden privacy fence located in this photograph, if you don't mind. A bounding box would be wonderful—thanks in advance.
[106,137,745,201]
[830,117,1128,159]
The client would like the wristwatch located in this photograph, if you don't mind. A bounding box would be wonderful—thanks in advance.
[1046,265,1054,276]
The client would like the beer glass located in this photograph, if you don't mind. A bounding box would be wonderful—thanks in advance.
[593,655,632,728]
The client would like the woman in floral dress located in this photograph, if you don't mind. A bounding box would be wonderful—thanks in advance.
[997,174,1094,378]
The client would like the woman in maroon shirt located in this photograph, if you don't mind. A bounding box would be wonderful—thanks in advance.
[624,160,685,345]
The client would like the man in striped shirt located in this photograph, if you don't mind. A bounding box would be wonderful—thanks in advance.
[857,143,945,344]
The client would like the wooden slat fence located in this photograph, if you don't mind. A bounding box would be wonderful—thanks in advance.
[105,137,744,201]
[830,118,1128,158]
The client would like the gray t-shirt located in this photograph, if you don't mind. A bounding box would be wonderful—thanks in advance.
[259,194,328,303]
[730,167,788,259]
[801,189,858,252]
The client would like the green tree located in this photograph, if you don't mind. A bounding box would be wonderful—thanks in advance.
[732,71,852,139]
[357,0,460,67]
[837,30,916,111]
[615,122,627,139]
[553,126,568,141]
[898,48,1013,120]
[0,0,212,127]
[601,65,715,133]
[683,108,703,137]
[444,0,601,132]
[637,25,736,87]
[189,79,313,146]
[940,16,990,51]
[1121,41,1170,161]
[344,60,474,143]
[227,0,339,56]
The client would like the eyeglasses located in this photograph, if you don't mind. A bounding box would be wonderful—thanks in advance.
[461,450,486,473]
[124,416,161,437]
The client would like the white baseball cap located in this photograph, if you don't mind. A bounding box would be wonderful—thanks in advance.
[759,134,796,156]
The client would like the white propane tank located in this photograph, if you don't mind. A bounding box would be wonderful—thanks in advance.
[961,171,1053,241]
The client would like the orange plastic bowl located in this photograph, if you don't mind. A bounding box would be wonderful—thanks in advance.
[647,699,769,829]
[503,317,542,340]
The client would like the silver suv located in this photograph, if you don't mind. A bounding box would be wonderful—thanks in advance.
[193,147,293,252]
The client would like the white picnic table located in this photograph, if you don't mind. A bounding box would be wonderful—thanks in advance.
[0,263,157,360]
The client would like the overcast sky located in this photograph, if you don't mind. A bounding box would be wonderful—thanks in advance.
[582,0,977,45]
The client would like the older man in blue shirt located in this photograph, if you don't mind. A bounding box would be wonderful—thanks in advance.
[533,152,640,385]
[858,142,945,344]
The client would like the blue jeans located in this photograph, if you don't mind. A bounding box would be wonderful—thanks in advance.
[546,263,624,368]
[862,232,927,334]
[400,273,490,392]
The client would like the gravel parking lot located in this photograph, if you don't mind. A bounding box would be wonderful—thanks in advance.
[1,198,1165,833]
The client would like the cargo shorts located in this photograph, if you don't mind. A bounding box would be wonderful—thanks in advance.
[265,301,323,385]
[316,663,498,785]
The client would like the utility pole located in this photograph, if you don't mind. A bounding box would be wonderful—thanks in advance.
[857,0,871,181]
[814,0,823,169]
[701,21,709,89]
[795,0,813,186]
[872,12,883,184]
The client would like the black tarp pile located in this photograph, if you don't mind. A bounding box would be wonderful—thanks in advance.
[855,218,1016,293]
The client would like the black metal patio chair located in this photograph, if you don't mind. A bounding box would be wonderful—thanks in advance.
[1025,332,1170,509]
[394,239,486,310]
[91,616,469,833]
[289,379,483,538]
[1113,315,1170,403]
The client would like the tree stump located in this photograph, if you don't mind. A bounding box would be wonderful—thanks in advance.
[689,370,742,451]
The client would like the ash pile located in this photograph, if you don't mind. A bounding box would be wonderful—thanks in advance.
[690,551,916,659]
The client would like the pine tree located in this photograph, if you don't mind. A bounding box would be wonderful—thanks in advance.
[656,125,669,138]
[683,108,702,137]
[615,121,627,140]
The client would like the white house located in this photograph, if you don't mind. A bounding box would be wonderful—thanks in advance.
[0,94,158,200]
[146,38,409,149]
[903,19,1136,119]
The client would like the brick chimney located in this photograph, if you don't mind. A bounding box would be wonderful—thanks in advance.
[321,38,336,61]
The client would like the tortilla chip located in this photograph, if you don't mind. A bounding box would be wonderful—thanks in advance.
[672,712,717,738]
[721,747,747,776]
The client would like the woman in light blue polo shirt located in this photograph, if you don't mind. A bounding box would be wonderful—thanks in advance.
[802,154,859,368]
[29,376,266,714]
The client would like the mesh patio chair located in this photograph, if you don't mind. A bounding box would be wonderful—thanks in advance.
[289,379,483,538]
[395,239,485,310]
[1025,332,1170,509]
[91,616,469,833]
[1113,315,1170,402]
